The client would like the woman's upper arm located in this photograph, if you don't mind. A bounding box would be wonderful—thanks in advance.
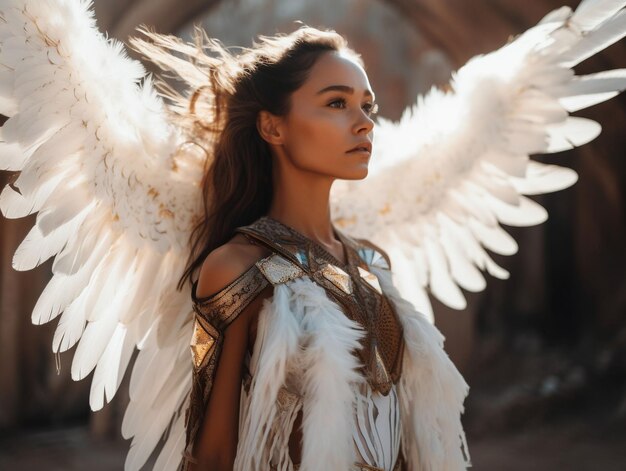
[189,242,269,470]
[191,300,250,469]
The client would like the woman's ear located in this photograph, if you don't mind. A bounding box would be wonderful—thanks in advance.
[257,110,284,145]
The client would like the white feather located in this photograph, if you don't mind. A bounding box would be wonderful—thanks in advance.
[125,343,178,423]
[467,219,518,256]
[119,248,164,325]
[13,205,89,271]
[32,228,111,325]
[86,242,136,323]
[510,161,579,195]
[125,360,191,471]
[423,232,467,310]
[36,188,93,238]
[554,69,626,111]
[296,279,365,471]
[156,290,192,349]
[2,166,73,219]
[153,411,187,471]
[572,0,626,31]
[438,216,488,292]
[52,212,111,275]
[71,314,120,381]
[545,116,602,152]
[234,282,304,470]
[52,287,89,353]
[391,254,435,321]
[561,8,626,67]
[372,267,471,470]
[89,323,134,411]
[490,194,548,227]
[0,139,31,171]
[470,168,521,206]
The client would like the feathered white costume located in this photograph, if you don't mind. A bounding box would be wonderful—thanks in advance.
[0,0,625,469]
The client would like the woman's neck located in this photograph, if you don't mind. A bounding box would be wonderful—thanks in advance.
[267,168,336,246]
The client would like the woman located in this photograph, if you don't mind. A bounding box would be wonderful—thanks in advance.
[174,26,470,471]
[5,1,618,469]
[2,0,623,469]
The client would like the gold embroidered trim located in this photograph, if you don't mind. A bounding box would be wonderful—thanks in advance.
[369,344,391,389]
[320,262,353,294]
[191,264,270,329]
[256,253,306,285]
[190,319,216,369]
[357,266,383,294]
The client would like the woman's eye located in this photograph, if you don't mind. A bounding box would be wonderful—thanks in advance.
[328,98,379,116]
[363,102,379,116]
[328,98,347,109]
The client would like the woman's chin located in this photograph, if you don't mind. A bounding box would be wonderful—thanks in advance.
[340,162,370,180]
[351,165,369,180]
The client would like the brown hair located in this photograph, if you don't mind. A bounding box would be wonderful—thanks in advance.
[129,24,363,290]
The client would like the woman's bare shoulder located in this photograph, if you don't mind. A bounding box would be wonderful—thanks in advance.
[196,233,272,299]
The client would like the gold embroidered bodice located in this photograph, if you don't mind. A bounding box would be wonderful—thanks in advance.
[236,216,405,395]
[182,215,405,470]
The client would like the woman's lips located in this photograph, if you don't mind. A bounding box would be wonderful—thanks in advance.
[347,148,371,156]
[347,141,372,154]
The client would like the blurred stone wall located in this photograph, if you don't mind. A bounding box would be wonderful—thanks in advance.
[0,0,624,445]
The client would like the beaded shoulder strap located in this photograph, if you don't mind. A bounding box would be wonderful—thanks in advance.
[191,263,270,330]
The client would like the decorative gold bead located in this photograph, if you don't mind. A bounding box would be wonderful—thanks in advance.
[256,253,306,285]
[358,266,382,294]
[320,263,353,294]
[190,319,215,368]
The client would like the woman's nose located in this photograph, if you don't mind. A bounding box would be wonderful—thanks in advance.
[354,109,375,134]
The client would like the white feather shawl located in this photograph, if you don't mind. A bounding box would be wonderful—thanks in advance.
[234,273,470,471]
[372,266,471,470]
[235,277,366,471]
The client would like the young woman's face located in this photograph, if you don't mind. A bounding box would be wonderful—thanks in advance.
[267,50,376,180]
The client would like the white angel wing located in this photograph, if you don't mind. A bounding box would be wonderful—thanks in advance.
[331,0,626,321]
[0,0,204,468]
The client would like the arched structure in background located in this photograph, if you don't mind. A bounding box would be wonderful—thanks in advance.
[1,1,624,462]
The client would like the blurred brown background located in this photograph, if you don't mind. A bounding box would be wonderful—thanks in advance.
[1,0,625,469]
